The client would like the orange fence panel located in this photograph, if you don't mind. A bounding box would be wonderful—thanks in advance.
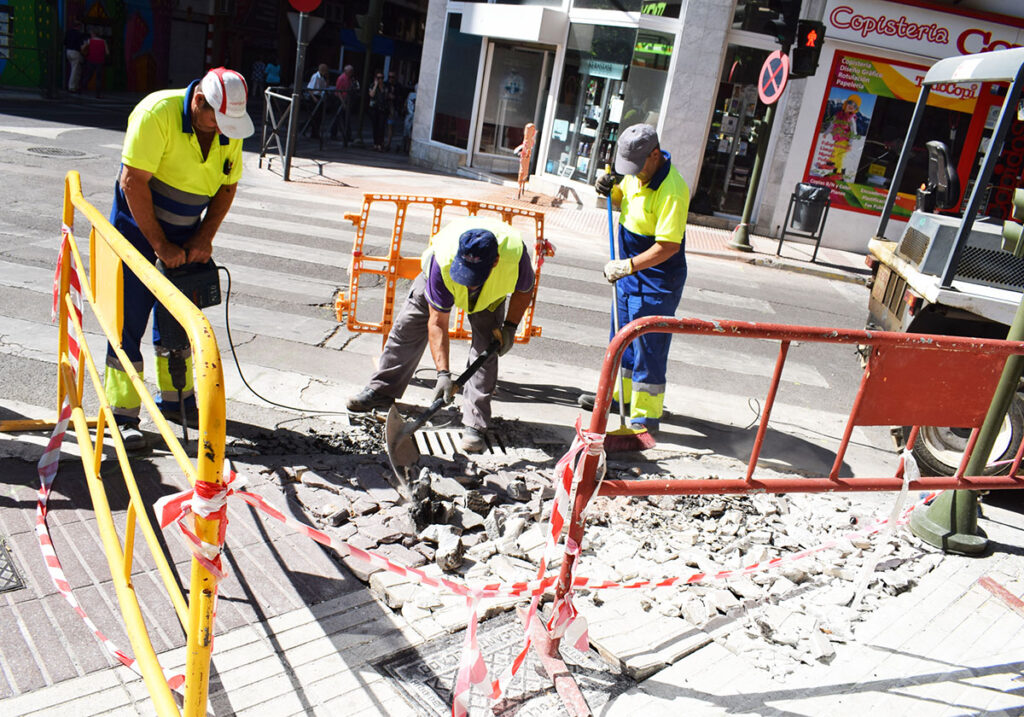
[334,193,554,348]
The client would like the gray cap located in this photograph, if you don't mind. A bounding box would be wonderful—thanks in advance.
[615,123,659,176]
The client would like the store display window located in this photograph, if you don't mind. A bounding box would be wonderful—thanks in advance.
[544,23,635,183]
[694,45,772,217]
[803,51,978,218]
[431,14,483,150]
[543,24,672,184]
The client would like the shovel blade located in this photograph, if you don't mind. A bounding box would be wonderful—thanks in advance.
[385,404,421,474]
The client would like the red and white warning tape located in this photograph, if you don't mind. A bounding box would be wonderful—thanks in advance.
[36,229,185,689]
[37,232,938,714]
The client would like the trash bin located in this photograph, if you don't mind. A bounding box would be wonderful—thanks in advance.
[791,183,830,232]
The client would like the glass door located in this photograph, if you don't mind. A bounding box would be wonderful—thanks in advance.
[477,43,551,160]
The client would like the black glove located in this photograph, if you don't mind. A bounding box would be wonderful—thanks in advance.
[595,171,621,197]
[497,320,517,356]
[433,370,456,405]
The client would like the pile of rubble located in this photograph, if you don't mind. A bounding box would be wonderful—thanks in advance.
[241,424,944,680]
[571,489,943,676]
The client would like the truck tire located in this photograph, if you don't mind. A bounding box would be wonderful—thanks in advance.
[910,393,1024,476]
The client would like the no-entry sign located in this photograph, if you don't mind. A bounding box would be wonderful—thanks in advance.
[758,50,789,105]
[288,0,321,12]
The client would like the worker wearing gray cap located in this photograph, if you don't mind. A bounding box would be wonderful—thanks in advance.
[579,123,690,432]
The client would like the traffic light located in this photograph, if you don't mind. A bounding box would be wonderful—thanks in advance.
[1002,188,1024,257]
[791,20,826,77]
[768,0,801,49]
[355,0,383,46]
[735,0,774,33]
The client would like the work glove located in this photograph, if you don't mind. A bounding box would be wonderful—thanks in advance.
[497,321,517,357]
[594,171,622,197]
[433,370,456,405]
[603,258,634,283]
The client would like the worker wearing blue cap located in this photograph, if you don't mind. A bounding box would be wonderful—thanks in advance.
[347,216,535,453]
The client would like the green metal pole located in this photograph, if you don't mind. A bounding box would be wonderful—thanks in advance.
[910,292,1024,554]
[730,103,775,252]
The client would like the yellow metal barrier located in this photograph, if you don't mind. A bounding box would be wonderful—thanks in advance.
[0,171,226,716]
[334,193,555,348]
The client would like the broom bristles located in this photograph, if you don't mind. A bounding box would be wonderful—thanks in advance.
[604,427,656,452]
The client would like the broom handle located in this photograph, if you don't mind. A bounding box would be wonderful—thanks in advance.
[607,190,628,431]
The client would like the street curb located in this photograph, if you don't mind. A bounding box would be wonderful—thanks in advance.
[687,248,871,286]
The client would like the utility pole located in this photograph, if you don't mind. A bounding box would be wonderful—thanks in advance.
[729,104,775,252]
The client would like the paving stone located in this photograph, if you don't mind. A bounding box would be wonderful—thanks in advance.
[434,527,464,573]
[430,476,466,501]
[374,543,427,570]
[354,469,402,505]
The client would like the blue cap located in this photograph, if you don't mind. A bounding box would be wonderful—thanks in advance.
[450,229,498,287]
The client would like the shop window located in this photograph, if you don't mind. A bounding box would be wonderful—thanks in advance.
[431,13,482,149]
[694,45,772,217]
[478,44,547,157]
[620,29,673,131]
[802,51,975,219]
[544,23,637,183]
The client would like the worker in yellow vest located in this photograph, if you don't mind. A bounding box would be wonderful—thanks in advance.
[347,217,535,453]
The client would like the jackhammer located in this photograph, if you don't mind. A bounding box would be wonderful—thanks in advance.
[154,259,221,444]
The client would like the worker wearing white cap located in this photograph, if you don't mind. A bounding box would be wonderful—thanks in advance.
[104,67,254,451]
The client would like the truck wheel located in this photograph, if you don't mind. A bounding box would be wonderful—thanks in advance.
[910,394,1024,476]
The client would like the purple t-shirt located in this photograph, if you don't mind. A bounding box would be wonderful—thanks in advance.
[425,250,535,312]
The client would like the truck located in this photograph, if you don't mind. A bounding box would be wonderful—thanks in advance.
[865,46,1024,476]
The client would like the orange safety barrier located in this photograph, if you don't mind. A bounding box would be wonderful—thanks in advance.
[542,316,1024,714]
[516,123,537,200]
[334,193,555,348]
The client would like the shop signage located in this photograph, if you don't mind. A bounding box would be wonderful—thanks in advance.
[581,59,625,80]
[758,50,789,106]
[825,0,1024,60]
[803,50,981,218]
[635,40,673,56]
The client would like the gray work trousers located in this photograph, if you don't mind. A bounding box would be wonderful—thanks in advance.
[368,274,504,431]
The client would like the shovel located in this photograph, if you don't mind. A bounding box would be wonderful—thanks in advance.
[385,340,501,494]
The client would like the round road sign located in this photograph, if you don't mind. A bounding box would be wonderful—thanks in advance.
[758,50,789,105]
[289,0,321,12]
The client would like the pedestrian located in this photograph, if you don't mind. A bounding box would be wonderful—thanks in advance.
[80,29,109,97]
[104,67,254,451]
[332,64,358,145]
[305,63,333,139]
[264,59,281,86]
[64,19,87,93]
[384,70,401,151]
[578,124,690,433]
[346,217,535,453]
[250,58,266,102]
[367,70,389,151]
[402,83,417,154]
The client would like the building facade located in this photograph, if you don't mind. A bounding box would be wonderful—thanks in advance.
[409,0,1024,252]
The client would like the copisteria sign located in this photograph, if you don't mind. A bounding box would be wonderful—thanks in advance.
[825,0,1024,60]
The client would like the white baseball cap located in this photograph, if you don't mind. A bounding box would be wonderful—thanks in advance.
[200,67,254,139]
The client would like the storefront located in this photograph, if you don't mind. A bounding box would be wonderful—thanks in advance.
[412,1,692,180]
[768,0,1024,251]
[411,1,1024,253]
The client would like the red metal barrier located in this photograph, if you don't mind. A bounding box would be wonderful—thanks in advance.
[548,316,1024,666]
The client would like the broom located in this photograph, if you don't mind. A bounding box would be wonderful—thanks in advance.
[603,187,656,453]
